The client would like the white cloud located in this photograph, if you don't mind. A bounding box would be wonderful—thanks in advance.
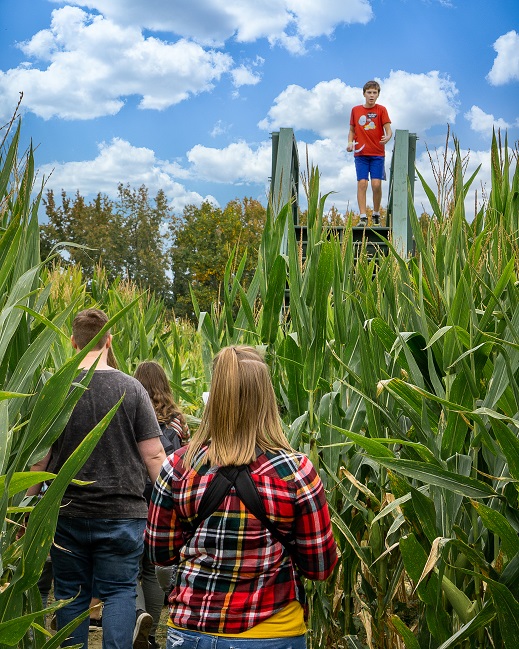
[231,64,262,87]
[58,0,374,49]
[258,79,359,139]
[285,0,372,39]
[210,120,232,137]
[0,6,232,120]
[37,137,217,212]
[465,105,513,136]
[377,70,458,133]
[259,71,459,140]
[185,140,272,184]
[487,30,519,85]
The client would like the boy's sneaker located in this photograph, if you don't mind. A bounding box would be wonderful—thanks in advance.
[133,610,153,649]
[359,214,368,226]
[372,213,380,225]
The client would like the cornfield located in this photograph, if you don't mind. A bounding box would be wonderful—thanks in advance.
[1,112,519,649]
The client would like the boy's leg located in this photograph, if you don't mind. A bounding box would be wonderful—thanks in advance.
[371,179,382,213]
[357,179,368,216]
[92,518,145,649]
[369,156,386,214]
[354,156,370,219]
[51,518,93,648]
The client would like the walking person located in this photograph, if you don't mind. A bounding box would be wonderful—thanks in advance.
[133,361,190,649]
[347,80,392,225]
[145,345,338,649]
[28,308,166,649]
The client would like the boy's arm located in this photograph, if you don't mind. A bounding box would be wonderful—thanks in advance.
[381,122,392,145]
[347,124,356,152]
[138,437,167,484]
[26,450,52,497]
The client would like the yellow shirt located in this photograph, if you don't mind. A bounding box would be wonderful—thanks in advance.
[169,600,306,638]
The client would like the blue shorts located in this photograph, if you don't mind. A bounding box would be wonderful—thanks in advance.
[354,155,386,181]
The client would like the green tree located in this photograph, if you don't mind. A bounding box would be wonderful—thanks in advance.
[115,184,172,302]
[40,185,173,302]
[171,197,266,320]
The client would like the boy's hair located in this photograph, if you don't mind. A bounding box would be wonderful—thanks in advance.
[72,308,109,350]
[184,346,292,468]
[363,80,380,94]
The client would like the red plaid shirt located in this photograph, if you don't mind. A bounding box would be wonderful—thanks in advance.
[144,446,337,634]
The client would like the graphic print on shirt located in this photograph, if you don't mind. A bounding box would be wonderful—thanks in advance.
[358,112,377,130]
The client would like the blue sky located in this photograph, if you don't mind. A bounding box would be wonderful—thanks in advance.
[1,0,518,217]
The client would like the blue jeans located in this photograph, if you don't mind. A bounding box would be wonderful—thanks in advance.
[51,516,146,649]
[167,627,306,649]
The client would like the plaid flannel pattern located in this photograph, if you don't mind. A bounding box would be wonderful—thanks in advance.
[145,446,337,634]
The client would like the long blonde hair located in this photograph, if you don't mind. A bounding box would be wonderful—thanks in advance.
[184,346,292,468]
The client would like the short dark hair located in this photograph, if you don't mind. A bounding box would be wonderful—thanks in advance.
[72,309,109,350]
[363,80,380,94]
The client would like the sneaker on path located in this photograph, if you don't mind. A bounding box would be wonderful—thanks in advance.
[372,214,380,225]
[133,610,153,649]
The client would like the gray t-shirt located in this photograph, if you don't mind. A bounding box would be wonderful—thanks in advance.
[48,369,161,519]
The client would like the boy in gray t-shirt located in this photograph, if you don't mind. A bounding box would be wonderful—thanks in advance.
[29,309,166,649]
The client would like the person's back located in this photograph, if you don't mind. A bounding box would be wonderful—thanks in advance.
[148,445,336,636]
[49,369,159,517]
[145,345,337,649]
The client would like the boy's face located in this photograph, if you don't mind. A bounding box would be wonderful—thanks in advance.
[363,87,379,107]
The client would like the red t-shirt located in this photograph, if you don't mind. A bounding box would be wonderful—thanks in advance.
[350,104,391,157]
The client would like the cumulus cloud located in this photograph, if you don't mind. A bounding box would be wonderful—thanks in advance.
[231,64,262,88]
[258,79,359,139]
[60,0,374,49]
[37,137,216,212]
[487,30,519,85]
[465,106,514,136]
[284,0,372,40]
[184,140,272,183]
[0,6,232,120]
[259,71,459,140]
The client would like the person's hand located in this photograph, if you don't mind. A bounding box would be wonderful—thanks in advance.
[347,142,354,152]
[380,134,391,145]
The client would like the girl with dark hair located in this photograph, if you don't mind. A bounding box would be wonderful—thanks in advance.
[145,346,337,649]
[134,361,189,649]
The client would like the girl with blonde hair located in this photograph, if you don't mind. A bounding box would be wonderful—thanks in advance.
[145,346,337,649]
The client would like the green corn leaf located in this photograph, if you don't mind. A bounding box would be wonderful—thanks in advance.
[260,254,287,345]
[390,615,421,649]
[374,458,496,499]
[436,602,496,649]
[471,501,519,560]
[328,424,395,458]
[487,579,519,647]
[0,597,89,646]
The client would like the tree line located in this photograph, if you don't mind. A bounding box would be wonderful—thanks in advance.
[40,185,266,320]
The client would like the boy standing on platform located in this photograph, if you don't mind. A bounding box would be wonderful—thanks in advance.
[347,80,392,225]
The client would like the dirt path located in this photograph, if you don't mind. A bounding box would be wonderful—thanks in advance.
[49,605,170,649]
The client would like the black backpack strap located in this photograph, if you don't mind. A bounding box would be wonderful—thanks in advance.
[187,466,240,532]
[232,466,295,556]
[185,464,295,556]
